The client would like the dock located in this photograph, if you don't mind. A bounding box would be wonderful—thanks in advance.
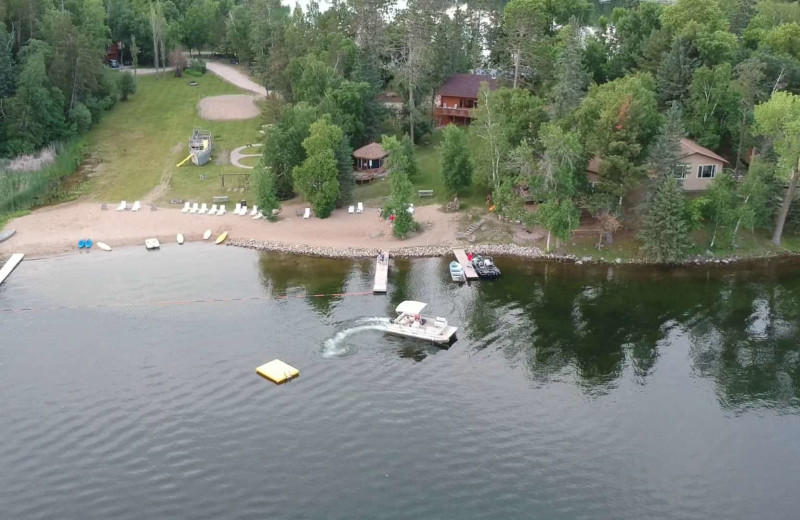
[373,252,389,293]
[0,253,25,286]
[452,249,479,280]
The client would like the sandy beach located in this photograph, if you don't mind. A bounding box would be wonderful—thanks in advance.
[0,200,462,259]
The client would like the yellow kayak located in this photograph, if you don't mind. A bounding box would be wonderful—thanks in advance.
[215,231,228,244]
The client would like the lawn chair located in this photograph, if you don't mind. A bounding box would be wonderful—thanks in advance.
[131,201,141,212]
[198,203,208,214]
[250,205,259,216]
[303,207,311,219]
[189,202,199,214]
[233,202,241,215]
[180,202,191,213]
[207,204,218,215]
[252,211,264,220]
[116,201,127,211]
[348,205,355,214]
[356,202,364,213]
[217,204,227,216]
[239,205,248,216]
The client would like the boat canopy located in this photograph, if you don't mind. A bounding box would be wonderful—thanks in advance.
[396,300,427,315]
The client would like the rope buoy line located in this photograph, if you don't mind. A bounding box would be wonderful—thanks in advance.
[0,290,376,315]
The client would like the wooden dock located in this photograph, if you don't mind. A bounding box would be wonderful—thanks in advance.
[453,249,479,280]
[373,252,389,293]
[0,253,25,286]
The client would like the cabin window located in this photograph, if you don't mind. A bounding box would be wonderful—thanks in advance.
[698,164,716,178]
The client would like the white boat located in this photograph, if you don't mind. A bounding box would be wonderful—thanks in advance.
[0,229,16,244]
[203,229,212,240]
[449,261,465,282]
[145,238,160,250]
[177,233,185,244]
[96,242,112,251]
[385,301,457,344]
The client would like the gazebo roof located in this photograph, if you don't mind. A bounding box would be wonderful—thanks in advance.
[353,142,388,160]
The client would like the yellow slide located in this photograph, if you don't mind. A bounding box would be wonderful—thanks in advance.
[176,154,193,167]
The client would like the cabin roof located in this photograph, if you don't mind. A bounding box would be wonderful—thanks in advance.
[679,138,729,163]
[353,142,388,160]
[438,74,497,99]
[396,300,427,315]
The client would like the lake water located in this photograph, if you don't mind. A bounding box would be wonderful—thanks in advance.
[1,245,799,519]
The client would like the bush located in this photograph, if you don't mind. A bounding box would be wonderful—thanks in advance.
[118,72,137,101]
[191,59,206,74]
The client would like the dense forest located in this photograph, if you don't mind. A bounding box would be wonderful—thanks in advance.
[3,0,800,257]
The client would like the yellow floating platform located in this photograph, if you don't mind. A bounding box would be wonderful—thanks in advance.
[256,359,299,384]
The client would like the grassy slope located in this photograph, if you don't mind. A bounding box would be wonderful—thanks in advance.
[86,73,261,204]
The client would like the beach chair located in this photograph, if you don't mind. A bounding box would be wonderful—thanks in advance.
[217,204,227,216]
[253,211,263,220]
[303,207,311,219]
[198,203,208,214]
[207,204,218,215]
[348,205,355,214]
[233,202,241,215]
[189,202,199,214]
[131,201,141,212]
[239,205,248,216]
[356,202,364,213]
[250,205,259,216]
[180,202,191,213]
[116,201,127,211]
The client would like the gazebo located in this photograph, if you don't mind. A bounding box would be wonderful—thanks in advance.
[352,142,389,182]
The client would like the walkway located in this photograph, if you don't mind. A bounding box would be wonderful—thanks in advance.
[206,62,268,97]
[230,144,263,170]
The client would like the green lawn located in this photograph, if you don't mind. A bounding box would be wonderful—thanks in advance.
[353,129,486,210]
[86,73,262,204]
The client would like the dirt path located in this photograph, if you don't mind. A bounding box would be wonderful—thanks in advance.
[206,62,268,97]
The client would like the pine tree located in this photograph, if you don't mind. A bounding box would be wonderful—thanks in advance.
[647,102,688,184]
[552,18,586,120]
[638,176,692,262]
[657,38,697,107]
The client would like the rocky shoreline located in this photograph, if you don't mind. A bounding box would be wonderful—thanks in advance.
[227,237,800,266]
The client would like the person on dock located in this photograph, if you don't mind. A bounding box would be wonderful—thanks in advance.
[467,251,473,262]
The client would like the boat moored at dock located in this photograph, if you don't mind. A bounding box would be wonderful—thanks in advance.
[385,301,457,344]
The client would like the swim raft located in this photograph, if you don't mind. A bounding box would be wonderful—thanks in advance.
[256,359,299,384]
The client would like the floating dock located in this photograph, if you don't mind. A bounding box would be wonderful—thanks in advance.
[373,252,389,293]
[0,253,25,286]
[256,359,300,384]
[452,249,479,280]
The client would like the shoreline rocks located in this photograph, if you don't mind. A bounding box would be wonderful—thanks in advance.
[226,238,800,267]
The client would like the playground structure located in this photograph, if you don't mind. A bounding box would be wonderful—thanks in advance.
[176,128,213,167]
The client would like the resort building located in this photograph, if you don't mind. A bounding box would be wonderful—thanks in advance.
[586,138,729,192]
[434,73,498,127]
[353,142,389,183]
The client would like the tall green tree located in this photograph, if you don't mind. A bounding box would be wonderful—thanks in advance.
[703,171,740,248]
[638,176,692,261]
[262,102,318,199]
[685,63,740,149]
[292,118,343,218]
[732,58,767,174]
[252,161,281,221]
[0,25,15,98]
[657,38,698,106]
[648,102,689,182]
[439,124,473,196]
[754,91,800,245]
[382,134,418,237]
[551,18,586,120]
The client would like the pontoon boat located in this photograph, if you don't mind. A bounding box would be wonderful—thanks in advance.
[385,301,458,344]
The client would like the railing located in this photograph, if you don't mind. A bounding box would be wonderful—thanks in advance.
[434,106,475,118]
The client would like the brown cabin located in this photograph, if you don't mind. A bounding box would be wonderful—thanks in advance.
[353,142,389,182]
[586,138,729,191]
[434,74,498,126]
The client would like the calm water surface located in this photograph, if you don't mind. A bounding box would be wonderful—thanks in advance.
[1,245,799,519]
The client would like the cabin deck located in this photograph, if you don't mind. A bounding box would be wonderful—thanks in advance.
[452,249,479,280]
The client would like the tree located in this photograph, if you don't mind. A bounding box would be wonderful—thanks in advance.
[754,91,800,246]
[150,1,167,77]
[118,72,137,101]
[182,0,219,56]
[657,38,698,106]
[470,84,509,191]
[661,0,729,36]
[382,134,419,237]
[335,136,354,207]
[538,199,580,252]
[732,58,767,174]
[439,124,473,196]
[703,171,740,248]
[551,19,586,120]
[168,47,188,77]
[638,176,692,261]
[253,161,281,221]
[382,134,419,179]
[0,25,15,99]
[685,63,740,149]
[648,102,689,182]
[262,103,318,199]
[292,118,344,218]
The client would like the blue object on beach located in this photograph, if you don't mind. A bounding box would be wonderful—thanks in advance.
[78,239,85,249]
[85,239,93,248]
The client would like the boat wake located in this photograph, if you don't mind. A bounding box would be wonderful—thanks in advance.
[322,317,391,358]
